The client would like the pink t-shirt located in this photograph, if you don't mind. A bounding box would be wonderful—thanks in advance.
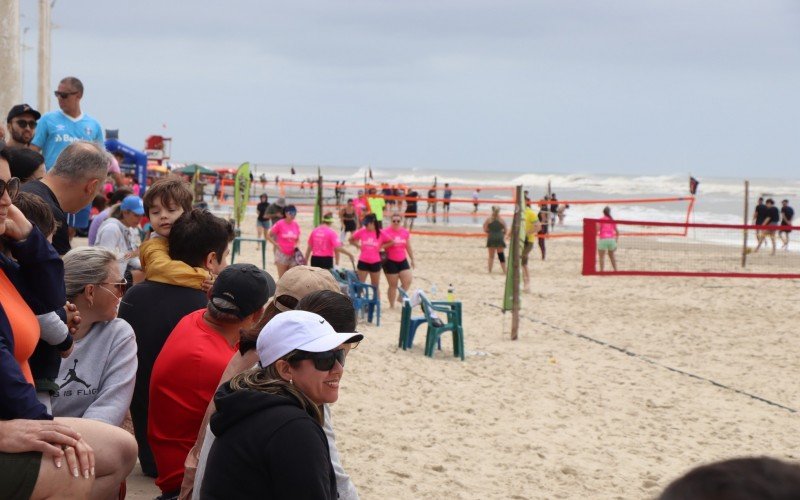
[352,227,383,264]
[382,226,409,262]
[270,219,301,255]
[308,225,341,258]
[598,216,617,239]
[354,198,368,220]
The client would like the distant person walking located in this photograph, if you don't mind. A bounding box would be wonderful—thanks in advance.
[779,199,794,250]
[256,193,270,240]
[472,189,480,214]
[442,183,452,221]
[404,190,419,230]
[755,198,780,255]
[597,206,618,271]
[483,206,507,274]
[752,196,768,251]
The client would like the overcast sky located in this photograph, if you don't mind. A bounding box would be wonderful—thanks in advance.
[17,0,800,178]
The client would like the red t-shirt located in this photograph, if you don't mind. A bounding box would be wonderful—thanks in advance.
[148,309,238,493]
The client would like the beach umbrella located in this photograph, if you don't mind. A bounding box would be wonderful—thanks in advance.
[175,164,217,176]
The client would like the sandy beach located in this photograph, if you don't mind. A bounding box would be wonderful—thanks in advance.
[126,213,800,499]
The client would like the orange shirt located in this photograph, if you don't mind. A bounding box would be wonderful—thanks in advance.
[0,268,40,384]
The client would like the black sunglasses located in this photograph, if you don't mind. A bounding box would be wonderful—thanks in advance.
[14,119,37,129]
[54,91,78,99]
[290,348,346,371]
[0,177,20,200]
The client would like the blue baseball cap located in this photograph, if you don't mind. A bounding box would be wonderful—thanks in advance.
[120,195,145,215]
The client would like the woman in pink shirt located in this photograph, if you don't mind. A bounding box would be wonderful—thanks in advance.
[304,212,355,270]
[381,213,416,308]
[267,205,301,277]
[597,206,618,271]
[349,213,383,293]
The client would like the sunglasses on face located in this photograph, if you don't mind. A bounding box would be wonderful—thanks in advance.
[14,120,37,129]
[391,218,401,223]
[285,210,297,216]
[99,280,128,294]
[291,348,347,371]
[0,177,20,200]
[54,91,78,99]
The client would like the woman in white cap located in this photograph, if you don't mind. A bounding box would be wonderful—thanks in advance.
[200,310,363,499]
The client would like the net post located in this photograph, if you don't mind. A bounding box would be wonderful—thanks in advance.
[582,219,597,275]
[742,180,749,268]
[509,185,523,340]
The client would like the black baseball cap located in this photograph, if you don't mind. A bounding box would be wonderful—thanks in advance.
[7,104,41,123]
[210,264,276,319]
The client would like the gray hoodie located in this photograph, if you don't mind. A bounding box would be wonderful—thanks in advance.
[51,318,137,426]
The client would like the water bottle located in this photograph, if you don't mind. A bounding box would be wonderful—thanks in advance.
[430,283,438,297]
[446,284,455,302]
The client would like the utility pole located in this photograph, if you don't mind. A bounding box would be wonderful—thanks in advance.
[38,0,52,113]
[0,0,22,115]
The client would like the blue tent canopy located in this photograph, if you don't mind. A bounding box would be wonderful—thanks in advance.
[104,139,148,194]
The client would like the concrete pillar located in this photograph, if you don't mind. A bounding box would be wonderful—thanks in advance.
[0,0,22,119]
[37,0,51,113]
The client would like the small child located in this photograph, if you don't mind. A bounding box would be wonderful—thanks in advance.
[139,177,213,290]
[14,192,79,411]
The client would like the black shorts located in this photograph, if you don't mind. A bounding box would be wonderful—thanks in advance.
[343,219,356,232]
[0,451,41,500]
[383,258,410,274]
[310,256,334,270]
[357,260,382,273]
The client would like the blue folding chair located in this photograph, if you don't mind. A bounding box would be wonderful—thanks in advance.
[344,270,381,326]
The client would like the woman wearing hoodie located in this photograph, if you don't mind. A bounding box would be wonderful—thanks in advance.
[201,309,363,499]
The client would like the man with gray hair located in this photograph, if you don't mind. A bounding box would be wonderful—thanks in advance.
[21,140,108,254]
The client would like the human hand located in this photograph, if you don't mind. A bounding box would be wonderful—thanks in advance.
[201,277,214,293]
[0,419,93,475]
[2,205,33,241]
[60,343,74,358]
[65,302,81,335]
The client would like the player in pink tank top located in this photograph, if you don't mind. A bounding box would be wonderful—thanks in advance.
[380,213,416,308]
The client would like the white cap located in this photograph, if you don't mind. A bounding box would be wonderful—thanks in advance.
[256,310,363,367]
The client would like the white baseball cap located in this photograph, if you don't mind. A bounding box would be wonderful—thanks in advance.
[256,310,363,367]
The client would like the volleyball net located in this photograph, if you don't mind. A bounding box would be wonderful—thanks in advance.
[582,219,800,278]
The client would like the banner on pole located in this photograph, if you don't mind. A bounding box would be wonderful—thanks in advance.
[234,162,251,227]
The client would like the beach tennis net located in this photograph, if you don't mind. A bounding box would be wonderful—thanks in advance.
[582,219,800,278]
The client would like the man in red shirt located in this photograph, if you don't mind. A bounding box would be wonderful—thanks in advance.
[147,263,275,499]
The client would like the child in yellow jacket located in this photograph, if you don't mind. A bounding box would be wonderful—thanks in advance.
[140,177,213,290]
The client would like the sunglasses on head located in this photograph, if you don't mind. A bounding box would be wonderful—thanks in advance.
[14,119,37,129]
[54,91,78,99]
[290,348,346,371]
[0,177,20,200]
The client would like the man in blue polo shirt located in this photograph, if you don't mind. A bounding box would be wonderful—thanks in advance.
[32,76,104,234]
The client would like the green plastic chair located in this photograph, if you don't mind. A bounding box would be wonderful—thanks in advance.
[419,294,464,360]
[397,288,427,350]
[231,237,267,269]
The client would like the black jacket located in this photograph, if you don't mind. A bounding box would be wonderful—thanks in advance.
[0,226,65,420]
[202,382,336,500]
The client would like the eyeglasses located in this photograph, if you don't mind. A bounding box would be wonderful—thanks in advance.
[54,91,78,99]
[14,120,37,129]
[99,280,128,295]
[290,348,346,371]
[0,177,20,200]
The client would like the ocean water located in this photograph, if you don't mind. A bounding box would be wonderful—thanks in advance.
[222,163,799,230]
